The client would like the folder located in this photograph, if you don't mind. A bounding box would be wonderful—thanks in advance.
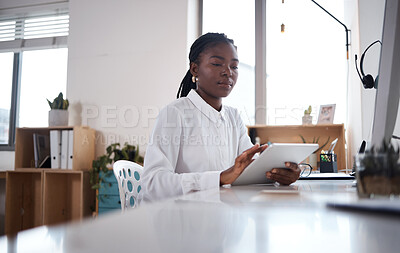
[50,130,61,169]
[33,133,50,168]
[67,130,74,169]
[33,133,39,168]
[60,130,69,169]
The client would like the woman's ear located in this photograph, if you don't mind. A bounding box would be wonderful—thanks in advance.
[190,62,198,77]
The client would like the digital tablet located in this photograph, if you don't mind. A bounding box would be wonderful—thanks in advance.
[232,143,319,186]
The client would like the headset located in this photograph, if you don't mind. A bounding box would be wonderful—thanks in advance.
[355,40,382,89]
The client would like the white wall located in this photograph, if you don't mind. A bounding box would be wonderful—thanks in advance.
[358,0,385,141]
[346,0,385,166]
[67,0,196,157]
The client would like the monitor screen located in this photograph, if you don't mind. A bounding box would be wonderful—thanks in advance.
[371,0,400,149]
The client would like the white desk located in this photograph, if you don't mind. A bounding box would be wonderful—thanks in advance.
[1,180,400,253]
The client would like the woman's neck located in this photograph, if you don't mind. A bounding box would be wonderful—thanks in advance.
[195,90,222,111]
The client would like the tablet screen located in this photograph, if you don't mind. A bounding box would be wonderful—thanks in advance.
[232,143,319,186]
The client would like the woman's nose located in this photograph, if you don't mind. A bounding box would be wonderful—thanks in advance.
[222,66,232,76]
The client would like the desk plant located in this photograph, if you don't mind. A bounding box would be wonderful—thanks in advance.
[47,92,69,126]
[299,135,330,170]
[355,142,400,197]
[89,142,144,190]
[302,105,312,125]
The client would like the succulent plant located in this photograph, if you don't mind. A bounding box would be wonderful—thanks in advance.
[47,92,69,110]
[304,105,312,115]
[299,135,330,154]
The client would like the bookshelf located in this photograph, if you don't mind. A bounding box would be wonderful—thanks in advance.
[5,126,96,235]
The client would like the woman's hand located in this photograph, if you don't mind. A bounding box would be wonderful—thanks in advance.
[265,162,300,185]
[220,144,268,185]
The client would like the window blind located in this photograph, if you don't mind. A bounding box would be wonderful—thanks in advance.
[0,12,69,52]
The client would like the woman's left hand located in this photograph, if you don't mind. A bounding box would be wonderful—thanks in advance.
[265,162,300,185]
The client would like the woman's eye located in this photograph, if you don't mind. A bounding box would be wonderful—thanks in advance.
[211,63,222,66]
[232,66,238,70]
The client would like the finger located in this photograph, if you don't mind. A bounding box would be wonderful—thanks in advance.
[260,144,269,153]
[238,144,262,161]
[267,170,296,185]
[270,168,299,182]
[269,173,294,185]
[270,168,293,178]
[285,162,301,172]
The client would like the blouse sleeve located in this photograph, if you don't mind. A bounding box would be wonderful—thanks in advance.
[141,105,220,202]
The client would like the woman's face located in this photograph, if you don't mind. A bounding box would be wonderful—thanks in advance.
[191,42,239,102]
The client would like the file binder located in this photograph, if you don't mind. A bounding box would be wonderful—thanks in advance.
[61,130,69,169]
[50,130,61,169]
[67,130,74,169]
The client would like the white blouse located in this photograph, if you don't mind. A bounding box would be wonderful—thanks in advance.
[141,90,254,201]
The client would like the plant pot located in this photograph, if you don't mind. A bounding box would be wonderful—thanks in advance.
[302,114,312,125]
[49,109,69,127]
[355,153,400,198]
[308,153,318,171]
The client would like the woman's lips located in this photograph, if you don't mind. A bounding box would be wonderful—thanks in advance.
[218,81,233,88]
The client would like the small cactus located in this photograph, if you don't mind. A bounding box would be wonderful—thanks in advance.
[304,105,312,115]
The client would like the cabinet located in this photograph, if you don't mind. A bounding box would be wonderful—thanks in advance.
[5,126,96,235]
[97,170,121,215]
[247,124,347,171]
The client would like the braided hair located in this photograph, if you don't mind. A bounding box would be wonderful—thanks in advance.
[176,33,236,98]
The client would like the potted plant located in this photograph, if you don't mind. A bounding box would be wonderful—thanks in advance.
[89,142,144,191]
[355,142,400,197]
[302,105,313,125]
[299,135,330,170]
[47,92,69,126]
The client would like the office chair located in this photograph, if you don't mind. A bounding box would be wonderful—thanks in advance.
[113,160,143,211]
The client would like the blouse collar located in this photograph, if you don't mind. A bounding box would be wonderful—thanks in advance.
[187,89,226,123]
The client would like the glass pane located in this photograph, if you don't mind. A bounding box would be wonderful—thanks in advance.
[0,53,14,144]
[19,48,68,127]
[266,0,347,125]
[202,0,255,125]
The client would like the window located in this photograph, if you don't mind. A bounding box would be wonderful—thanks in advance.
[266,0,346,125]
[202,0,255,125]
[0,12,69,150]
[0,52,14,144]
[202,0,347,126]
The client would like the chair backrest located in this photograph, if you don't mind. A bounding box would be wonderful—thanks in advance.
[113,160,143,211]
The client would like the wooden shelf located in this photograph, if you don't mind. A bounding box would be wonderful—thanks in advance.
[14,126,95,170]
[5,126,96,235]
[5,170,43,235]
[247,124,347,171]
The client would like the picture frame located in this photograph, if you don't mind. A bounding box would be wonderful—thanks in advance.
[317,104,336,124]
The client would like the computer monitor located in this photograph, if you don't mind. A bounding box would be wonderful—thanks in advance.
[370,0,400,149]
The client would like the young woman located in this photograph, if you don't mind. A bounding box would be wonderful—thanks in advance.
[142,33,300,201]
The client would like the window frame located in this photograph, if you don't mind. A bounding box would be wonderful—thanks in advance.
[0,12,68,151]
[201,0,347,125]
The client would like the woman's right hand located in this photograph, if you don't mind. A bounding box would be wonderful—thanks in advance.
[220,144,268,185]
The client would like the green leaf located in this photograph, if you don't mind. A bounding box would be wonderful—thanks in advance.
[299,135,306,143]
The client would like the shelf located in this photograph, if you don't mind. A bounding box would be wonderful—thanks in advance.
[5,170,43,234]
[14,126,95,170]
[5,126,96,235]
[247,124,347,171]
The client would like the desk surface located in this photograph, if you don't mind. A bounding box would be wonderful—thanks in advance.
[1,180,400,253]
